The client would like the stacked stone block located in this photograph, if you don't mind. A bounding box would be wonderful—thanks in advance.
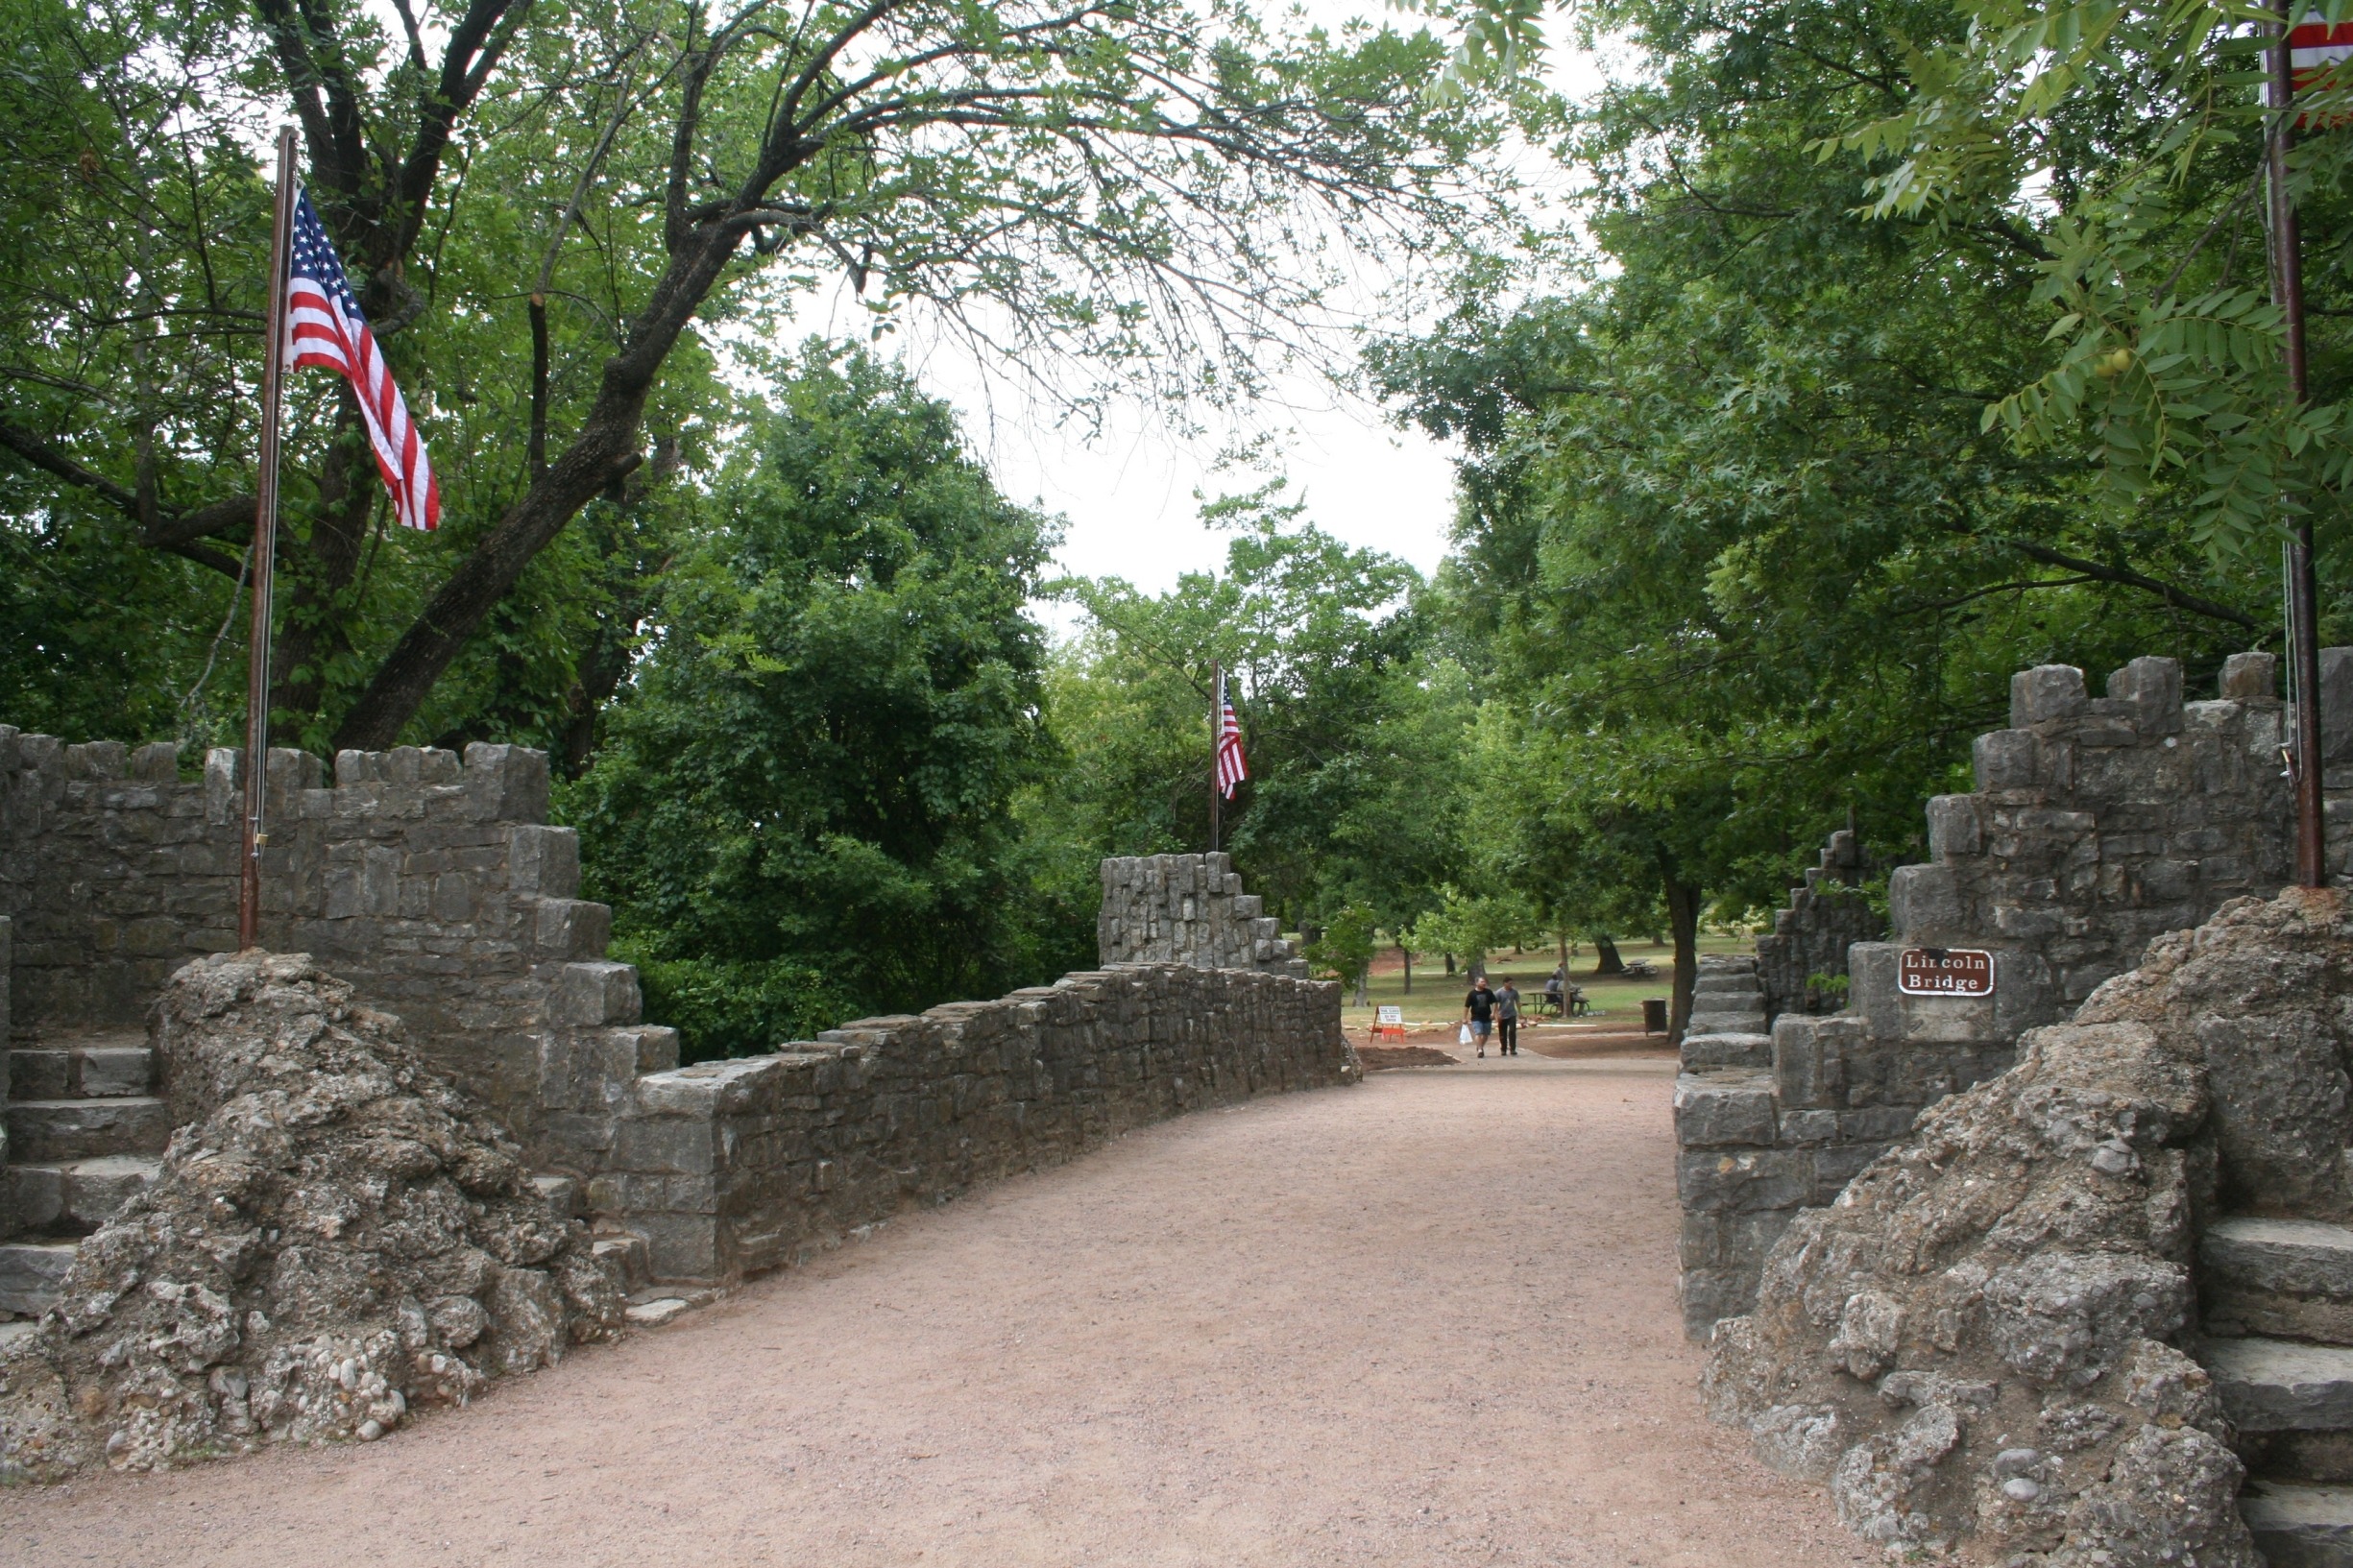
[597,962,1354,1282]
[1097,854,1307,977]
[1678,651,2350,1340]
[1753,829,1884,1023]
[0,728,675,1176]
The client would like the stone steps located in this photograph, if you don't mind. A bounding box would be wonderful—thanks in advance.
[1680,1031,1772,1070]
[2242,1482,2353,1567]
[8,1032,156,1099]
[1689,960,1767,1038]
[0,1240,79,1316]
[2,1030,171,1321]
[2209,1337,2353,1432]
[5,1097,172,1163]
[2206,1217,2353,1343]
[2199,1214,2353,1562]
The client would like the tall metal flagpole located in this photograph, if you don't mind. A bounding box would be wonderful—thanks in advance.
[239,128,299,951]
[2268,0,2329,887]
[1209,662,1222,855]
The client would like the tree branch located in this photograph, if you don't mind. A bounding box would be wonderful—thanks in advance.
[1995,537,2258,628]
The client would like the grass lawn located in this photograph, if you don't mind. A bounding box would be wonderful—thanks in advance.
[1324,932,1757,1033]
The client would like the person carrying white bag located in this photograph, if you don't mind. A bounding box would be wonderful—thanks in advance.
[1461,975,1497,1059]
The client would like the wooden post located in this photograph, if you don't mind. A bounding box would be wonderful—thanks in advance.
[239,127,299,952]
[2268,0,2328,886]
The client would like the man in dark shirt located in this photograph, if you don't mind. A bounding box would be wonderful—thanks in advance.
[1495,978,1521,1055]
[1463,976,1495,1059]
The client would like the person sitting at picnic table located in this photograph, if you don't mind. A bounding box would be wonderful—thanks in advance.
[1543,970,1565,1016]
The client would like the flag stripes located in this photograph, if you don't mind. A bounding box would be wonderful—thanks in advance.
[1216,674,1249,799]
[284,191,440,532]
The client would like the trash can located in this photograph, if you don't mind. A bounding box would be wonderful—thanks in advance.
[1642,998,1669,1035]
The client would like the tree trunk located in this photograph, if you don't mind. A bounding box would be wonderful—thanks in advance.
[1664,881,1702,1044]
[1399,943,1412,995]
[1592,934,1625,976]
[330,225,741,751]
[1443,953,1455,976]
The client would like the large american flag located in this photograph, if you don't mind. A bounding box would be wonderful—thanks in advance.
[284,191,440,531]
[1215,672,1249,799]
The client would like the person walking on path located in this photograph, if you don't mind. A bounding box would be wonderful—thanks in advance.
[1464,975,1496,1058]
[1495,977,1521,1055]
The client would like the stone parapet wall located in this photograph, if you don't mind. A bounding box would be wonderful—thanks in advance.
[1753,830,1883,1023]
[0,727,673,1172]
[1097,854,1307,977]
[594,963,1355,1283]
[1677,651,2353,1339]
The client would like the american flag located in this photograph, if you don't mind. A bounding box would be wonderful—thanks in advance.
[2292,9,2353,121]
[284,191,440,531]
[1215,672,1249,799]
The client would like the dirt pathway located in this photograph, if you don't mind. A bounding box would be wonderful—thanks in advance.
[2,1056,1867,1568]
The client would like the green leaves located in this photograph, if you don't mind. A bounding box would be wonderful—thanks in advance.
[562,344,1075,1058]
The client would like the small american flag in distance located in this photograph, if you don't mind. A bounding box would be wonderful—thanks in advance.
[1216,674,1249,799]
[284,191,440,531]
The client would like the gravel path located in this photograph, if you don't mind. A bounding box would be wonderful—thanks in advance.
[3,1055,1868,1567]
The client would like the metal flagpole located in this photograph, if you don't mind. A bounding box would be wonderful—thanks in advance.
[1209,663,1222,855]
[2268,0,2328,887]
[239,128,299,951]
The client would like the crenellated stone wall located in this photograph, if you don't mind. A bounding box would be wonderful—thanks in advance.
[1097,854,1308,977]
[1675,651,2353,1339]
[2,730,1352,1290]
[0,729,672,1173]
[1753,829,1884,1023]
[597,963,1354,1282]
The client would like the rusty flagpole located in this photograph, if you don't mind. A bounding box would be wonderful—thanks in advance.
[2268,0,2329,887]
[239,127,299,951]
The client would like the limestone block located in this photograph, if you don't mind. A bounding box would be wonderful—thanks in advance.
[508,824,581,898]
[1926,795,1982,859]
[2326,646,2353,763]
[1773,1013,1856,1109]
[535,898,613,959]
[2012,663,2088,727]
[1678,1146,1809,1214]
[1675,1069,1778,1147]
[2106,656,2184,736]
[2220,650,2280,702]
[1680,1265,1767,1339]
[1682,1031,1772,1070]
[556,960,641,1026]
[1778,1108,1836,1145]
[463,742,550,824]
[64,741,127,779]
[1973,729,2036,790]
[202,748,239,826]
[130,741,179,783]
[635,1212,722,1283]
[612,1112,717,1177]
[1889,863,1965,943]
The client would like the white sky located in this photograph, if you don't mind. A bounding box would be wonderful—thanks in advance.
[828,2,1606,618]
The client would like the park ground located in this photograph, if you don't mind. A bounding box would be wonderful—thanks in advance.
[0,1051,1864,1568]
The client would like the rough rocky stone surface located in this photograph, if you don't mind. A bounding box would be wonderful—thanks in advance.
[1706,888,2353,1564]
[1097,854,1307,977]
[0,952,622,1480]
